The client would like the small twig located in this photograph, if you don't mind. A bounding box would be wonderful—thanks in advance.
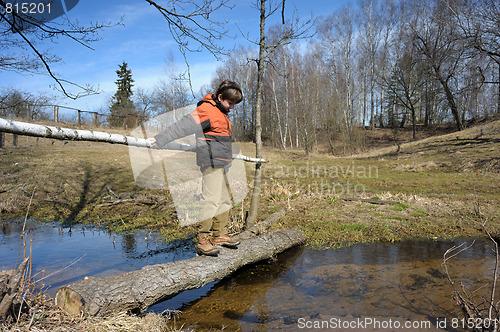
[106,185,120,199]
[343,197,401,205]
[15,187,36,269]
[20,180,31,196]
[0,181,26,194]
[35,254,87,283]
[44,198,72,205]
[96,198,155,207]
[472,173,498,320]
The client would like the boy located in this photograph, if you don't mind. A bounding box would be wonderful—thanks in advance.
[147,81,243,256]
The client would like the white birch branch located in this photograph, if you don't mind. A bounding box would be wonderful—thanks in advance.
[0,118,266,163]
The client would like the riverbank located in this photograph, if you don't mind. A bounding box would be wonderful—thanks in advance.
[0,120,499,247]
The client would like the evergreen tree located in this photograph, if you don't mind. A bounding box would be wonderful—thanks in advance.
[109,61,136,127]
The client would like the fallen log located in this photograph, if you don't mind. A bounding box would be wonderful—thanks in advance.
[55,228,305,316]
[342,197,401,205]
[0,258,29,320]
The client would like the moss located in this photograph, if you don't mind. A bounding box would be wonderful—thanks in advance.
[391,203,409,211]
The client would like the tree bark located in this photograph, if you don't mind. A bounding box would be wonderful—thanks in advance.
[433,67,463,131]
[0,258,29,320]
[55,228,305,317]
[246,0,267,228]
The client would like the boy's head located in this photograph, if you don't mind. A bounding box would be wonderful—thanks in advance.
[216,81,243,109]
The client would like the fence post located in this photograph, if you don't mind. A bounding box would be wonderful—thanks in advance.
[54,106,59,123]
[93,112,99,127]
[13,134,17,147]
[0,132,4,148]
[123,114,128,129]
[78,110,82,127]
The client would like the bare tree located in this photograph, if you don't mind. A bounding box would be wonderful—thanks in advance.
[376,0,398,128]
[244,0,313,230]
[448,0,500,114]
[0,0,114,99]
[385,51,425,139]
[0,88,54,120]
[409,0,466,131]
[358,0,383,129]
[211,46,258,141]
[1,0,232,99]
[146,0,234,96]
[134,88,154,118]
[318,3,357,135]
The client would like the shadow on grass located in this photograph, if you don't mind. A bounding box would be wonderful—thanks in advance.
[62,166,92,227]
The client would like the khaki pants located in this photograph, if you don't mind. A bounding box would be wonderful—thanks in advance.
[198,167,232,238]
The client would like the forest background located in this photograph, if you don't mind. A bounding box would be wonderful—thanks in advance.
[1,0,499,157]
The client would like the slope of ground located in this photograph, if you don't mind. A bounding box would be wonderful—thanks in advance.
[0,119,499,246]
[258,119,500,246]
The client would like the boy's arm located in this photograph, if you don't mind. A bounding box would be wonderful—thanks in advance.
[153,112,210,148]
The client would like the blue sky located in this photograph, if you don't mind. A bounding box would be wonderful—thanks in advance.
[1,0,350,113]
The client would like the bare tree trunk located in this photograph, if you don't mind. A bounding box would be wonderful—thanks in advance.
[246,0,267,229]
[271,79,286,149]
[434,68,463,131]
[411,105,416,140]
[363,73,367,127]
[498,64,500,115]
[283,58,290,149]
[370,72,375,129]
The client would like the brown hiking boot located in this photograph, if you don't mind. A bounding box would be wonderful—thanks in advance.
[197,236,220,256]
[213,234,240,248]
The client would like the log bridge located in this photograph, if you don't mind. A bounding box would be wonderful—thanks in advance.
[55,228,305,316]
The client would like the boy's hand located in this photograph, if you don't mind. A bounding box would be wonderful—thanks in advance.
[146,137,157,147]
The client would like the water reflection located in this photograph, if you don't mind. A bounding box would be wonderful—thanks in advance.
[121,232,137,256]
[162,239,498,331]
[0,219,194,296]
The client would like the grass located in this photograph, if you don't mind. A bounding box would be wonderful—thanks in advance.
[0,119,499,248]
[260,119,500,247]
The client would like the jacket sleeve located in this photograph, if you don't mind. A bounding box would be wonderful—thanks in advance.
[154,113,205,148]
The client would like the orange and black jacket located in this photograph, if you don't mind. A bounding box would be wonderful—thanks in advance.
[154,94,232,169]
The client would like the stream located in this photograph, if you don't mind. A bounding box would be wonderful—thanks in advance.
[1,219,497,331]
